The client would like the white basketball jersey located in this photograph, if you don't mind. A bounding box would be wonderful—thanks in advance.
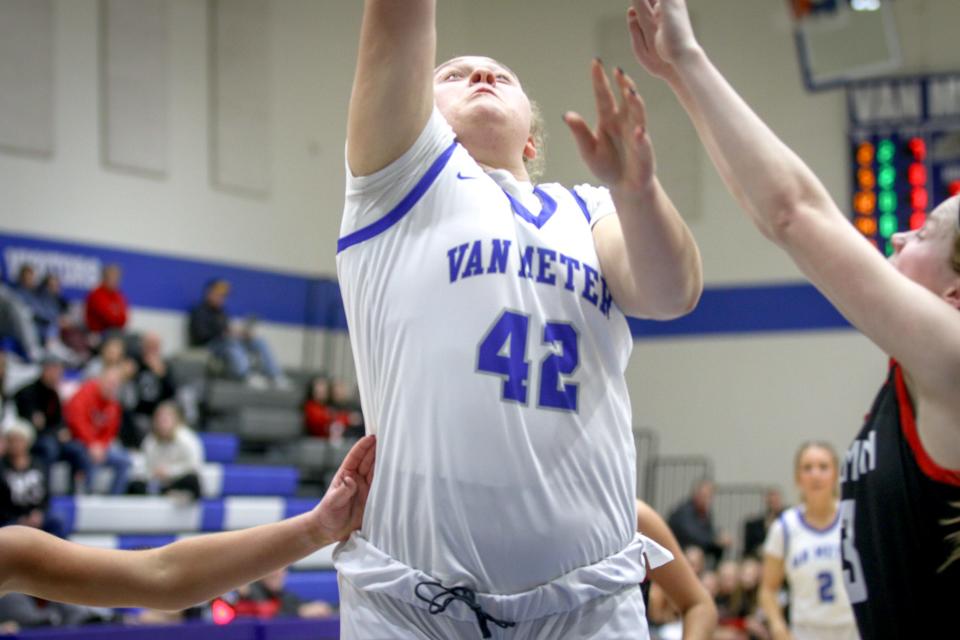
[764,505,858,630]
[337,109,636,595]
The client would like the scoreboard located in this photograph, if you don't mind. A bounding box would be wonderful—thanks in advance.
[848,74,960,255]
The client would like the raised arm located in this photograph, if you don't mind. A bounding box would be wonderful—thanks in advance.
[347,0,436,176]
[565,62,702,320]
[637,499,717,640]
[0,435,375,610]
[629,0,960,398]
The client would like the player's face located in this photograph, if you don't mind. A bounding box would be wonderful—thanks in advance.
[434,56,534,159]
[889,196,960,297]
[796,446,837,501]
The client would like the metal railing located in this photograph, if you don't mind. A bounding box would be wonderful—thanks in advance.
[633,426,659,504]
[647,455,713,515]
[713,484,771,559]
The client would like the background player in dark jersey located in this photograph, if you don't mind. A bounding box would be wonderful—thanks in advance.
[627,0,960,637]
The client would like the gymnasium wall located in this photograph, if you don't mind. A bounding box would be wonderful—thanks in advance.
[1,0,957,498]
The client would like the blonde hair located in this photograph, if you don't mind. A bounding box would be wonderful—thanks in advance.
[524,99,546,183]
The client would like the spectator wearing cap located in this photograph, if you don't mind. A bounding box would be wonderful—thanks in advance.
[64,365,130,494]
[188,279,288,388]
[0,419,65,538]
[14,358,91,492]
[84,264,128,337]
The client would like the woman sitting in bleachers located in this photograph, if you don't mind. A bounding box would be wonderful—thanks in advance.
[129,401,203,502]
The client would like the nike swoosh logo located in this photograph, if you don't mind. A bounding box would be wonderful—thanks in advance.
[457,172,478,180]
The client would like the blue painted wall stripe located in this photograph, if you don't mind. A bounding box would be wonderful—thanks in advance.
[0,231,346,330]
[0,230,853,339]
[628,282,851,338]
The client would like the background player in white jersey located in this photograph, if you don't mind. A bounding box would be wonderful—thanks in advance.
[760,443,858,640]
[628,0,960,636]
[336,0,703,637]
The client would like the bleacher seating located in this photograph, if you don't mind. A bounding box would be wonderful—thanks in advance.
[206,380,301,412]
[50,496,317,535]
[208,407,302,444]
[200,464,299,498]
[199,433,240,464]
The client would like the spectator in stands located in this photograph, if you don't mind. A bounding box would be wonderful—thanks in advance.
[84,264,128,337]
[11,265,48,346]
[0,352,9,421]
[303,375,334,438]
[713,560,750,639]
[0,592,106,630]
[36,274,87,363]
[0,419,64,538]
[65,365,130,494]
[667,479,731,569]
[188,278,288,388]
[329,379,365,439]
[14,357,91,491]
[120,332,175,448]
[304,375,364,440]
[82,332,134,380]
[128,401,203,502]
[742,488,784,559]
[0,274,43,363]
[233,568,335,620]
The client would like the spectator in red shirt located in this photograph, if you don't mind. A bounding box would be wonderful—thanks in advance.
[64,365,130,494]
[85,264,128,335]
[303,375,334,439]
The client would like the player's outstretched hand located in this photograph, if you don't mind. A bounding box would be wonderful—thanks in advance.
[628,0,702,79]
[563,61,656,195]
[310,434,376,543]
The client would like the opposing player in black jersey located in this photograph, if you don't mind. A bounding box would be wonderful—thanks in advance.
[627,0,960,637]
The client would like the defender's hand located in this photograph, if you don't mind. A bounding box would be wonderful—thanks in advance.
[629,0,702,74]
[310,434,376,543]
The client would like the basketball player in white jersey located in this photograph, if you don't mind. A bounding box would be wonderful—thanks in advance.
[335,1,703,637]
[760,443,859,640]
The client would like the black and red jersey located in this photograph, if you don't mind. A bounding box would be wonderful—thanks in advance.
[840,361,960,639]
